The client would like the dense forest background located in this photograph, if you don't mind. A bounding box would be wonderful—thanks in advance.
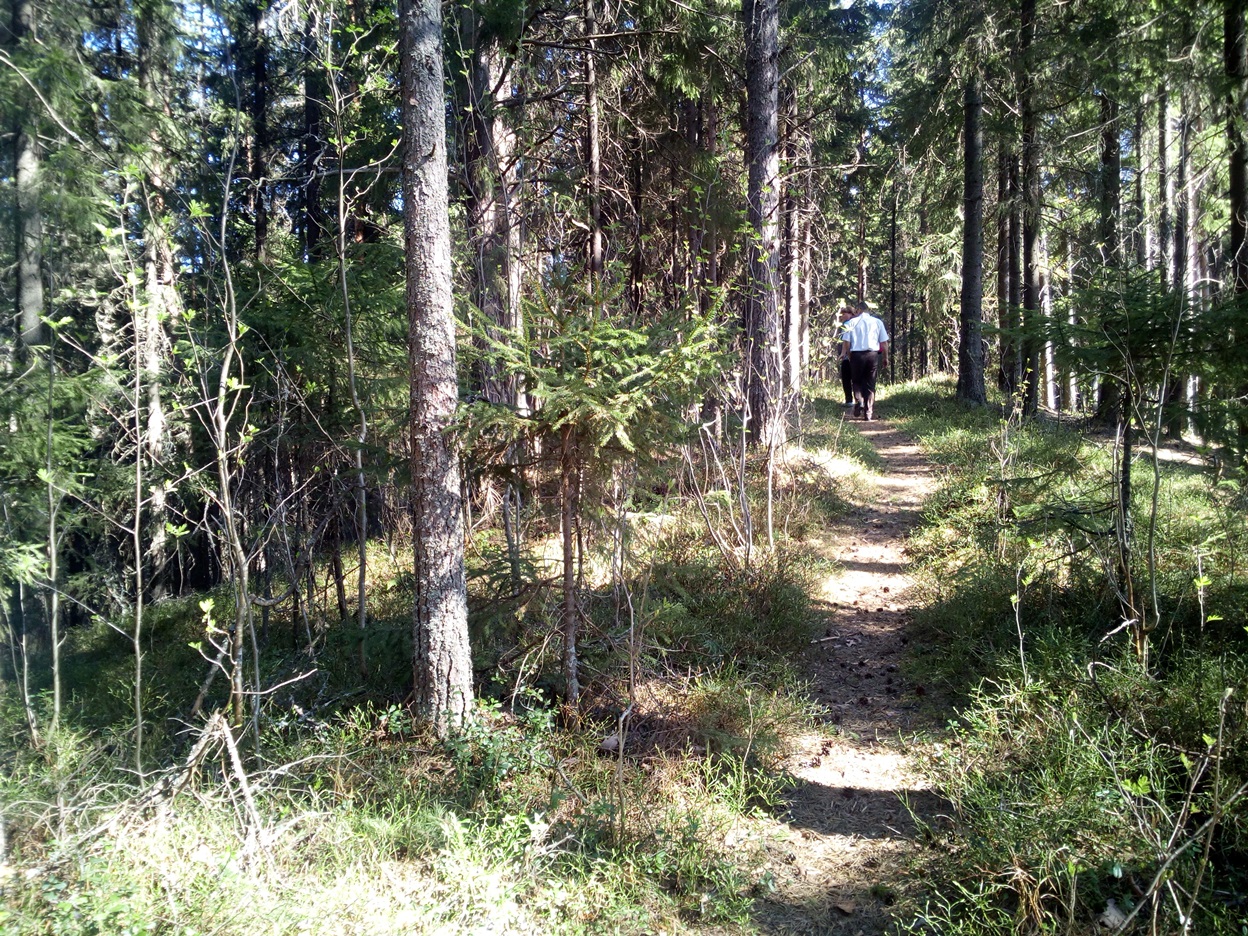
[3,0,1248,932]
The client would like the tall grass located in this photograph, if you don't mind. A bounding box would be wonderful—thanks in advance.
[0,390,890,934]
[883,377,1248,935]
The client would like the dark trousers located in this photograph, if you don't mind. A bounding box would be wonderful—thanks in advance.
[839,358,852,403]
[849,350,880,406]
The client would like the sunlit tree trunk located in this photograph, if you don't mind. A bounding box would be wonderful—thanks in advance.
[996,145,1012,391]
[1155,86,1172,286]
[782,86,802,395]
[957,73,986,405]
[1228,0,1248,293]
[584,0,602,280]
[399,0,473,734]
[742,0,782,444]
[1096,91,1122,423]
[1019,0,1042,417]
[12,0,42,354]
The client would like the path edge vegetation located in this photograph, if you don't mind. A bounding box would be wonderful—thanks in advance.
[4,0,1248,932]
[885,377,1248,936]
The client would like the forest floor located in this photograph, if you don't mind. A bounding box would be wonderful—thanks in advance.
[748,413,948,935]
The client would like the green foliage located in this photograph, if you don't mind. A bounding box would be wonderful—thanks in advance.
[888,377,1248,935]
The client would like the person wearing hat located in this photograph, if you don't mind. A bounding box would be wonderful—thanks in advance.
[834,304,858,407]
[840,301,889,421]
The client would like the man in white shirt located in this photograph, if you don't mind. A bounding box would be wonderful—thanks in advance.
[840,302,889,421]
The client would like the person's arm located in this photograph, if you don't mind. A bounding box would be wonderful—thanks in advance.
[878,339,889,367]
[841,337,850,359]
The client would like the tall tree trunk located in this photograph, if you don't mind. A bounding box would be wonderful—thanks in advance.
[1097,91,1123,423]
[1228,0,1248,292]
[248,0,270,262]
[1134,106,1149,269]
[798,107,814,379]
[1158,84,1174,287]
[1019,0,1042,416]
[1008,150,1023,393]
[782,86,802,394]
[958,74,987,405]
[1099,92,1121,265]
[889,183,898,383]
[461,9,522,408]
[136,1,178,601]
[584,0,603,280]
[742,0,781,444]
[996,144,1012,391]
[302,8,327,257]
[12,0,42,353]
[399,0,473,734]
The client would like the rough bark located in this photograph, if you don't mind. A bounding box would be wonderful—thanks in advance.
[1019,0,1042,416]
[584,0,602,280]
[302,8,327,257]
[400,0,473,733]
[996,144,1012,391]
[1134,106,1149,269]
[248,0,270,261]
[12,0,42,353]
[1099,93,1121,265]
[1096,91,1122,424]
[1228,0,1248,293]
[1158,84,1174,287]
[1007,148,1023,395]
[742,0,782,444]
[136,0,178,600]
[461,7,524,410]
[957,74,986,405]
[782,86,802,394]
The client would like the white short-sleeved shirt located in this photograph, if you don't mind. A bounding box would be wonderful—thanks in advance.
[835,316,858,358]
[844,313,889,352]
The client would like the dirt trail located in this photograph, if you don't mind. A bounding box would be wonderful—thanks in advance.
[750,416,944,935]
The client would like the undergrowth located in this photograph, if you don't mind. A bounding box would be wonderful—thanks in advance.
[0,390,876,935]
[883,376,1248,936]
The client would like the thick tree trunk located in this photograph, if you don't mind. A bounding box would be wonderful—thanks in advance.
[399,0,473,734]
[136,1,178,601]
[1228,0,1248,292]
[742,0,782,445]
[1020,0,1042,417]
[957,74,987,405]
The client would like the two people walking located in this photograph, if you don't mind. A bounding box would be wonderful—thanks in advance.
[836,302,889,421]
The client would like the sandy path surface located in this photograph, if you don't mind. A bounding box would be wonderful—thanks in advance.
[749,416,944,935]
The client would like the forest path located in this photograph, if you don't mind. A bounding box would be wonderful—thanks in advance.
[748,415,945,935]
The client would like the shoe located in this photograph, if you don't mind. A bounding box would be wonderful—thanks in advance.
[853,403,863,418]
